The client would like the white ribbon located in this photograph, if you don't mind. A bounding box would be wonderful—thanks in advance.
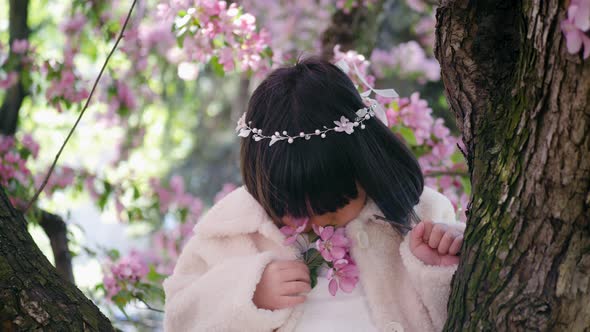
[335,59,398,127]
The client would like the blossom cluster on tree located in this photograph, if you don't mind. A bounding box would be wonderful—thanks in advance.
[0,0,475,327]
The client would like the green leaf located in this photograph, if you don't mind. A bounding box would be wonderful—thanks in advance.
[450,150,465,164]
[459,177,471,196]
[107,248,120,260]
[209,56,225,77]
[393,125,418,146]
[146,265,165,283]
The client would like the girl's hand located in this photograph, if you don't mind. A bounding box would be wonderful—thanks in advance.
[409,220,463,266]
[253,260,311,310]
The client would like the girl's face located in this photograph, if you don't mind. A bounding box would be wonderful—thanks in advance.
[281,185,367,231]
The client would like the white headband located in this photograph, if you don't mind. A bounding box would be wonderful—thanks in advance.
[236,61,398,147]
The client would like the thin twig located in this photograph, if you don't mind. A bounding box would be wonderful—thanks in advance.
[136,297,164,313]
[24,0,138,212]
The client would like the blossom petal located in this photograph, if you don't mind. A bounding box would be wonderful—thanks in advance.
[320,248,334,262]
[328,278,338,296]
[339,277,358,293]
[330,246,347,260]
[320,226,334,241]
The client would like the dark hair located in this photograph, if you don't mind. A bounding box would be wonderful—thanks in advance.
[240,57,424,231]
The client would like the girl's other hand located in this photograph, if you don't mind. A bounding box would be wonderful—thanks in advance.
[409,220,463,266]
[253,260,311,310]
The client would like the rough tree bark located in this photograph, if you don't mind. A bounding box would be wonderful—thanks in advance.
[0,185,114,331]
[435,1,590,331]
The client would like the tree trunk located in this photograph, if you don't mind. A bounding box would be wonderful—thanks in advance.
[435,1,590,331]
[320,0,385,60]
[0,0,29,136]
[0,185,114,331]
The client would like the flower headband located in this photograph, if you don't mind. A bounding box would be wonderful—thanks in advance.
[236,60,398,147]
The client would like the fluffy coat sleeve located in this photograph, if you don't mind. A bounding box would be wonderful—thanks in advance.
[162,235,292,331]
[399,187,466,330]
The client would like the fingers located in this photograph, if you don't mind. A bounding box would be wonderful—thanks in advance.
[417,221,463,256]
[410,221,426,250]
[448,235,463,255]
[422,220,434,245]
[437,231,455,255]
[276,261,310,283]
[276,295,307,309]
[427,222,447,249]
[280,281,311,296]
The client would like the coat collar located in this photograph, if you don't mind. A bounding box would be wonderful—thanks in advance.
[192,186,271,238]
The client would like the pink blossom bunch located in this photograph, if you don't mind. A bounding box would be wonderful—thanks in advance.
[150,175,204,223]
[151,221,196,275]
[102,250,150,300]
[326,257,360,296]
[11,39,29,54]
[44,53,89,113]
[158,1,272,75]
[241,0,331,60]
[312,225,359,295]
[280,218,360,295]
[312,225,349,262]
[370,41,440,83]
[0,72,18,89]
[333,45,376,89]
[385,93,467,217]
[0,134,37,189]
[561,0,590,59]
[44,13,89,112]
[1,39,36,90]
[280,217,309,245]
[414,15,436,49]
[405,0,428,12]
[35,166,76,195]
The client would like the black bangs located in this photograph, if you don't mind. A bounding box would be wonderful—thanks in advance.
[241,57,424,229]
[266,130,361,219]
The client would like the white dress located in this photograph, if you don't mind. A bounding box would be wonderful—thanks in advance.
[293,276,379,332]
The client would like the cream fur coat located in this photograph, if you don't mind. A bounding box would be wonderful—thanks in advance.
[163,186,465,332]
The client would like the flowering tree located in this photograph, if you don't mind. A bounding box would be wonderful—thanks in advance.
[0,0,473,328]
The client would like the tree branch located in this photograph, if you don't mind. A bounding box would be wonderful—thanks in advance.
[38,210,75,284]
[0,185,114,330]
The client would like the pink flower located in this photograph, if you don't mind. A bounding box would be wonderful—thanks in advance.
[11,39,29,54]
[326,258,360,296]
[561,0,590,59]
[313,225,349,262]
[103,275,120,300]
[21,134,39,158]
[280,217,309,245]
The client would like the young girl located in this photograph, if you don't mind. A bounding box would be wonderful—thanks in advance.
[163,58,465,332]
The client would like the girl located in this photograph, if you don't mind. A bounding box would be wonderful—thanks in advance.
[163,58,465,332]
